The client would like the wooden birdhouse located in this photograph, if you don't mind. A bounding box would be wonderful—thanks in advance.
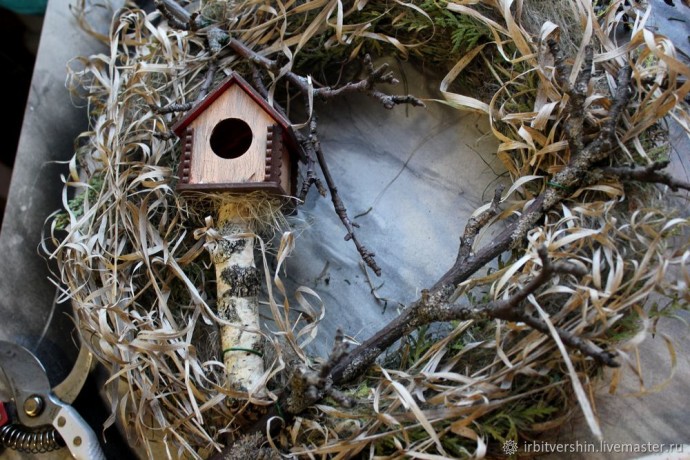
[172,72,301,197]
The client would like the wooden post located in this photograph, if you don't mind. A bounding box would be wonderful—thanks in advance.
[212,203,263,392]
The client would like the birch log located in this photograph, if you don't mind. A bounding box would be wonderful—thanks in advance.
[212,203,264,392]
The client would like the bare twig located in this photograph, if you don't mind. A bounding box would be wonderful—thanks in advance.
[600,161,690,192]
[158,0,423,111]
[197,60,218,101]
[154,0,193,30]
[223,35,424,108]
[309,55,426,109]
[305,115,382,276]
[225,38,424,109]
[249,65,270,100]
[153,102,193,114]
[549,40,593,158]
[455,185,504,265]
[298,144,327,200]
[249,65,328,202]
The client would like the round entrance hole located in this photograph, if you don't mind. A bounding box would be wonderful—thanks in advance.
[209,118,253,159]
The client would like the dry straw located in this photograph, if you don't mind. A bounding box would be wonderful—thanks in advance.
[45,0,690,458]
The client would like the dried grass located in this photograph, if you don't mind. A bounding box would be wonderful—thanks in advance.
[45,0,690,458]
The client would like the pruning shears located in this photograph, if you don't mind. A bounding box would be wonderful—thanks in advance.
[0,341,105,460]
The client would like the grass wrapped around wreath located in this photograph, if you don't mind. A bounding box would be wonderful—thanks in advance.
[46,0,690,457]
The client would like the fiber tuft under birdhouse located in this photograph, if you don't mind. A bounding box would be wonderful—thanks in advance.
[172,72,300,197]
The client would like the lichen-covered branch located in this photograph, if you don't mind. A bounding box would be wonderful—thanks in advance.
[455,185,504,266]
[549,40,593,158]
[600,161,690,192]
[285,329,353,414]
[238,245,618,444]
[430,61,632,294]
[153,102,193,114]
[411,247,617,367]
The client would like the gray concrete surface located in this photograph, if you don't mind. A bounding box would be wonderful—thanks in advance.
[0,0,98,385]
[0,0,127,458]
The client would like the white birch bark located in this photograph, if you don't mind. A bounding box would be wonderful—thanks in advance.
[211,203,264,392]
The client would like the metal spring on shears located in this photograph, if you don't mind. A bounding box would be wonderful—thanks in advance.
[0,423,64,453]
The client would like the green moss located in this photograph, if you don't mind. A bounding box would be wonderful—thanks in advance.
[54,173,105,230]
[293,0,491,76]
[481,401,559,443]
[606,310,641,342]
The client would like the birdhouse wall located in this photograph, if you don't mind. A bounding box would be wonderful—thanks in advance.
[265,124,293,195]
[187,85,273,187]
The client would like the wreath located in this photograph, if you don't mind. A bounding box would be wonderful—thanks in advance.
[48,0,690,457]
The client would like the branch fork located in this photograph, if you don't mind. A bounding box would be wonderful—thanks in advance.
[286,330,354,414]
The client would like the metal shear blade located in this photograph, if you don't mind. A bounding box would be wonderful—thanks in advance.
[0,341,105,460]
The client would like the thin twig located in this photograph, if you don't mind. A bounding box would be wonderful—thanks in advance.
[455,185,504,265]
[196,60,218,102]
[297,145,327,200]
[249,65,327,200]
[154,0,191,30]
[226,37,424,109]
[306,115,382,276]
[157,1,424,110]
[600,161,690,192]
[549,40,593,158]
[309,55,426,109]
[153,62,217,113]
[153,102,193,114]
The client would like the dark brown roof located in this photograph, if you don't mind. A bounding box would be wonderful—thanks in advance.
[171,72,293,138]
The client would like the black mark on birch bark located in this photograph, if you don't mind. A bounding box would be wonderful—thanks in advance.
[213,238,248,264]
[221,265,260,297]
[217,296,241,322]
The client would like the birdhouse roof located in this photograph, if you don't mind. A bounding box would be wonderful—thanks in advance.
[171,73,301,159]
